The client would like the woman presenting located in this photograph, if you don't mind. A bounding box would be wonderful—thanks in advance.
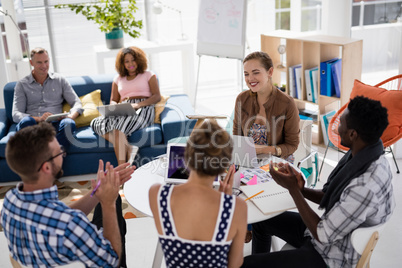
[91,46,161,165]
[233,51,299,163]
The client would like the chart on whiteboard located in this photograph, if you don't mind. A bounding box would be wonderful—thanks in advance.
[198,0,245,46]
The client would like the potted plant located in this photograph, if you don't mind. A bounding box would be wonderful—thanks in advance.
[55,0,143,49]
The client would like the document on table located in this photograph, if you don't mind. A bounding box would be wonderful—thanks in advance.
[240,182,296,215]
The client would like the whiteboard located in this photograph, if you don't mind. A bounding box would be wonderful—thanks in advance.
[197,0,247,59]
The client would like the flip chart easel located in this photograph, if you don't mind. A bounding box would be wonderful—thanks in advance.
[194,0,247,107]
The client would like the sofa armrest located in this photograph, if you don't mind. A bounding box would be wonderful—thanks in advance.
[160,94,197,143]
[0,109,10,140]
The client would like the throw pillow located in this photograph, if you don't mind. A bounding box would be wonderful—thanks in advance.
[350,80,402,143]
[154,95,170,124]
[63,89,102,128]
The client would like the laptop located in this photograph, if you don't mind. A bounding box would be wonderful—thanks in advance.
[164,143,220,186]
[231,135,259,168]
[97,103,141,117]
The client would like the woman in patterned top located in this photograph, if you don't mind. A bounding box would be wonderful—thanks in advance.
[149,120,247,268]
[233,51,300,243]
[91,46,161,165]
[233,51,300,163]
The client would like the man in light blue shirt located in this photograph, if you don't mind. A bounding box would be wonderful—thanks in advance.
[12,47,83,149]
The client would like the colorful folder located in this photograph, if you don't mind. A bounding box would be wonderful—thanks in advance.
[320,58,339,97]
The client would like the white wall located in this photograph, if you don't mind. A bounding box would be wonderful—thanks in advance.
[352,22,401,73]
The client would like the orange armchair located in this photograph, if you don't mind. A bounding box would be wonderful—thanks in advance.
[322,75,402,174]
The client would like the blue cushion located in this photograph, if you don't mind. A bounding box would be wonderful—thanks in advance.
[4,82,17,123]
[67,74,115,104]
[68,123,163,154]
[0,109,9,140]
[62,151,118,176]
[0,124,17,158]
[127,123,163,147]
[160,94,196,143]
[0,160,21,182]
[68,126,114,154]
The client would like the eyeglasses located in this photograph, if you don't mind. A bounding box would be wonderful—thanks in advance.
[37,145,67,172]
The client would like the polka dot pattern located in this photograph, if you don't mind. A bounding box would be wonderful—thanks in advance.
[157,185,236,267]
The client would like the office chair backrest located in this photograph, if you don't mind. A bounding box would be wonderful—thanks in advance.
[351,223,386,268]
[329,79,402,149]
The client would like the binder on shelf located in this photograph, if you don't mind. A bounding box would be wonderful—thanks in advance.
[305,69,313,102]
[331,59,342,98]
[288,66,296,98]
[320,110,336,146]
[288,64,301,98]
[294,65,302,100]
[240,182,296,215]
[310,67,319,103]
[305,66,318,102]
[320,58,338,97]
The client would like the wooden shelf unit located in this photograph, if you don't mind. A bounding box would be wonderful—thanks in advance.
[261,32,362,144]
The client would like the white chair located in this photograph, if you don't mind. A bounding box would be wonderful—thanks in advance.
[277,223,386,268]
[352,223,386,268]
[294,119,319,188]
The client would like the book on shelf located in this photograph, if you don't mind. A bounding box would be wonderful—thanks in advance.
[320,110,336,146]
[331,59,342,98]
[240,182,296,215]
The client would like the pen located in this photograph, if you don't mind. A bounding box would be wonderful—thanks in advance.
[91,170,107,197]
[244,190,264,201]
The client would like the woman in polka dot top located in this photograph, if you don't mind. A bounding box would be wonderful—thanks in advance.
[149,120,247,268]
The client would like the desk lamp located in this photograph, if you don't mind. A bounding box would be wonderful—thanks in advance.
[152,0,187,40]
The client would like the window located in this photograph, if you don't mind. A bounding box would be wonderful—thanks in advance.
[352,0,402,26]
[0,0,29,58]
[275,0,321,31]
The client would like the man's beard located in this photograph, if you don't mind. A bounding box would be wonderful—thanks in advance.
[51,162,64,180]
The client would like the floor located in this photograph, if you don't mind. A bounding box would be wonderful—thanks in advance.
[0,71,401,267]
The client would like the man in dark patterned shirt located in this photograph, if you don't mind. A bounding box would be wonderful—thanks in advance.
[243,96,395,268]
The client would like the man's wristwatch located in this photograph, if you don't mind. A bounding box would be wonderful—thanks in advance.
[275,146,282,157]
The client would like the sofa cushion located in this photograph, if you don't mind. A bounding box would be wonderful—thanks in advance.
[127,123,163,147]
[0,109,8,140]
[0,124,17,158]
[63,89,102,128]
[67,74,115,104]
[4,82,17,123]
[67,123,163,154]
[160,94,196,143]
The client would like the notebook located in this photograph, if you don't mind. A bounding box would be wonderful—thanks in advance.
[97,103,141,117]
[240,182,296,215]
[164,143,220,186]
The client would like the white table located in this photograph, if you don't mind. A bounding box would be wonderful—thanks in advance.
[94,40,195,100]
[123,156,302,267]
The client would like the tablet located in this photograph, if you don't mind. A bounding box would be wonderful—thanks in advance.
[97,103,140,117]
[45,113,69,122]
[164,143,220,186]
